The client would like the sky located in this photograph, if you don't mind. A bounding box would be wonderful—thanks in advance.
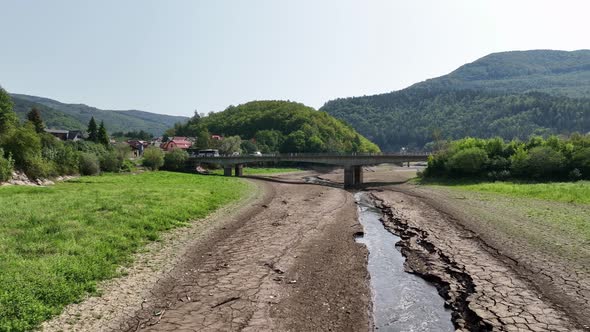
[1,0,589,116]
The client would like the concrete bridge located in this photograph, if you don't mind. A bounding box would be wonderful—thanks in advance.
[189,153,430,188]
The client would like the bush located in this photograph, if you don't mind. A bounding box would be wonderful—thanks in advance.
[571,147,590,178]
[0,148,14,182]
[1,124,42,170]
[79,153,100,175]
[121,159,136,173]
[24,155,57,179]
[446,147,489,176]
[524,146,566,179]
[100,150,122,172]
[163,148,188,171]
[142,146,164,171]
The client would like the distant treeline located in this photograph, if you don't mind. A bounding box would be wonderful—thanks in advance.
[423,134,590,181]
[166,100,380,154]
[322,90,590,152]
[0,87,133,181]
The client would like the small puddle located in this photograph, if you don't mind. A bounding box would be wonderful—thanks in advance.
[354,192,454,332]
[303,176,341,188]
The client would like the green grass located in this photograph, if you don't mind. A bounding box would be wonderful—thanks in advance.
[0,172,250,331]
[210,167,301,176]
[425,180,590,204]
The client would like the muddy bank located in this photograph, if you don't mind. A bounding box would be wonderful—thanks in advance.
[370,190,584,332]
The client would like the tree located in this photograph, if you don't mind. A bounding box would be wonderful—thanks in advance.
[87,117,98,142]
[219,135,242,155]
[195,127,211,149]
[142,146,164,170]
[446,147,489,175]
[98,121,110,147]
[0,86,17,134]
[163,148,189,170]
[26,108,45,133]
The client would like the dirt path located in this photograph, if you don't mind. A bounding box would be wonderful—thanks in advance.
[43,173,371,331]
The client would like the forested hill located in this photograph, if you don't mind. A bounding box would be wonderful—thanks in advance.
[168,100,380,153]
[321,50,590,152]
[412,50,590,97]
[10,93,188,135]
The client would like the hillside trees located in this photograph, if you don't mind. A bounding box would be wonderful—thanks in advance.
[424,134,590,181]
[169,100,380,153]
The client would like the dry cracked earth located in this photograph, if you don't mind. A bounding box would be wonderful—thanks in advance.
[43,169,589,331]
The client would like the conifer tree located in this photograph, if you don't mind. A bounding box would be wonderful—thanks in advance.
[26,107,45,133]
[87,116,98,142]
[98,121,110,147]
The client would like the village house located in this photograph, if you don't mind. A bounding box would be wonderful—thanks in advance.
[161,137,193,151]
[45,129,83,141]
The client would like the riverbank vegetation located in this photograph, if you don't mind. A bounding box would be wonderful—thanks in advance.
[0,87,135,181]
[422,134,590,181]
[166,100,380,154]
[0,172,250,331]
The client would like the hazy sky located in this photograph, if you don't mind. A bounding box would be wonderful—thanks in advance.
[1,0,589,116]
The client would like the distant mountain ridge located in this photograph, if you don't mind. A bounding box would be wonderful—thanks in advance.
[321,50,590,151]
[10,93,188,135]
[411,49,590,97]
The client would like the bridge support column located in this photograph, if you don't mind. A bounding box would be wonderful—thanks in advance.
[354,165,363,187]
[344,166,355,189]
[223,166,233,177]
[235,164,243,177]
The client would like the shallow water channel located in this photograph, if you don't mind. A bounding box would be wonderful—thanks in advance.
[354,192,454,332]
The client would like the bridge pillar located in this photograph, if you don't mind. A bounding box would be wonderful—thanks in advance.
[223,166,233,177]
[235,164,243,177]
[354,165,363,186]
[344,166,355,189]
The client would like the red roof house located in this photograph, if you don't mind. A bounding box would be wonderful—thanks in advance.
[161,137,192,151]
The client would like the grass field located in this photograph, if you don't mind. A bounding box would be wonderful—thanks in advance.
[422,180,590,204]
[210,167,302,176]
[0,172,250,331]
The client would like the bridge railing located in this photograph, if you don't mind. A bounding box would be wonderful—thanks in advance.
[189,152,431,159]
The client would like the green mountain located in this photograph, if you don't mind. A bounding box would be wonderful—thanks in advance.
[171,100,380,153]
[321,50,590,151]
[10,94,188,135]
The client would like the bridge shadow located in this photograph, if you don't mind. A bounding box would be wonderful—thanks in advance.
[238,174,412,190]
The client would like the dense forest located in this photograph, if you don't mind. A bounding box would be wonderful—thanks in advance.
[423,134,590,181]
[321,50,590,152]
[167,100,380,153]
[10,94,187,135]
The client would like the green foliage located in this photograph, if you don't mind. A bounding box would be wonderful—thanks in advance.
[163,148,189,171]
[0,148,14,182]
[424,134,590,181]
[173,101,380,153]
[11,94,188,136]
[78,153,100,175]
[321,50,590,152]
[0,86,17,134]
[99,150,122,172]
[111,130,152,141]
[26,108,45,133]
[219,135,242,155]
[87,117,98,143]
[447,147,489,175]
[98,121,110,147]
[0,172,248,330]
[142,146,165,170]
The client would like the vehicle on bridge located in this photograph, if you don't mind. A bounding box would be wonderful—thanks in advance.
[196,149,220,157]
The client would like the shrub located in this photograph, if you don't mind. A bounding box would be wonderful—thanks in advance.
[524,146,566,179]
[446,147,489,176]
[0,148,14,182]
[142,146,164,171]
[24,155,56,179]
[100,150,122,172]
[163,148,188,171]
[121,159,136,173]
[571,147,590,178]
[1,124,42,170]
[79,153,100,175]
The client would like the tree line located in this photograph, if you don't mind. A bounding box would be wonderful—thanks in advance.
[321,89,590,152]
[0,87,133,181]
[423,134,590,181]
[165,100,380,154]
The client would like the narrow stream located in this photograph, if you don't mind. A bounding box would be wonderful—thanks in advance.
[354,192,454,332]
